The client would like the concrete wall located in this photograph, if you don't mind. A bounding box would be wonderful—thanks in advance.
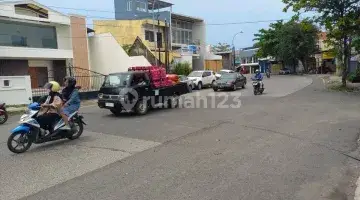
[192,21,206,70]
[0,46,73,59]
[0,1,70,25]
[70,15,90,71]
[129,56,151,66]
[56,25,72,50]
[0,76,32,105]
[88,33,136,75]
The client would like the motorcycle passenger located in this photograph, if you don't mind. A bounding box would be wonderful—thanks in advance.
[60,77,81,130]
[37,81,63,134]
[252,69,264,88]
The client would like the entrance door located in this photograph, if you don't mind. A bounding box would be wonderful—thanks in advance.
[28,67,38,88]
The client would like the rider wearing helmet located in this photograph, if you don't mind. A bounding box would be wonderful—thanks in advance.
[37,81,63,133]
[60,76,81,130]
[253,69,264,88]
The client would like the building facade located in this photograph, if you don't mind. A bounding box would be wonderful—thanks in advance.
[95,0,206,70]
[0,0,94,90]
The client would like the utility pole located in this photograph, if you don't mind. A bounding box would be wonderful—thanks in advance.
[164,19,169,72]
[158,19,161,66]
[232,31,243,70]
[152,0,157,66]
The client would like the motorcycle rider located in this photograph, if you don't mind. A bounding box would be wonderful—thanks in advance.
[37,81,63,135]
[60,76,81,130]
[252,69,264,89]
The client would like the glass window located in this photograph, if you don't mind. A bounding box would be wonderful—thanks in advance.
[0,20,57,49]
[184,31,188,44]
[189,32,192,43]
[136,1,146,12]
[103,74,131,87]
[181,31,185,44]
[172,30,176,43]
[176,30,181,43]
[145,30,154,42]
[127,0,132,11]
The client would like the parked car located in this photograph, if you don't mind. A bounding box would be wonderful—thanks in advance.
[179,75,195,90]
[279,68,291,75]
[187,70,217,90]
[213,73,247,91]
[215,69,235,79]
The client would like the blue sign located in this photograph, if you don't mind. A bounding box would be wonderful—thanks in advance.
[188,45,198,54]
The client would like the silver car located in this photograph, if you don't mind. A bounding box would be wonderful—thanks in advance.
[179,75,195,91]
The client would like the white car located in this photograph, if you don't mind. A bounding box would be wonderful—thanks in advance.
[187,70,217,90]
[215,69,235,79]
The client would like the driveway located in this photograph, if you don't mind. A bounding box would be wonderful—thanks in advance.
[1,75,360,200]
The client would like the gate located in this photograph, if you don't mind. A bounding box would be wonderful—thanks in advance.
[32,66,105,97]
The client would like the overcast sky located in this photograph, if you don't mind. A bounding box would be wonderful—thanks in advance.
[36,0,294,48]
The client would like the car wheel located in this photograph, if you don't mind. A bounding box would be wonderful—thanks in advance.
[213,87,218,92]
[232,84,237,91]
[242,83,245,89]
[197,82,202,90]
[211,80,215,87]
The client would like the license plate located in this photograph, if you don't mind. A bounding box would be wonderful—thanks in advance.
[105,102,114,107]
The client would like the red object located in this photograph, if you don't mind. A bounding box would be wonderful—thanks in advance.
[129,66,169,88]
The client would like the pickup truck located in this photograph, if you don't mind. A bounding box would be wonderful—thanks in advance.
[97,71,190,115]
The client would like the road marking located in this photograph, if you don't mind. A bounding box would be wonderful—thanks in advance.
[0,131,160,200]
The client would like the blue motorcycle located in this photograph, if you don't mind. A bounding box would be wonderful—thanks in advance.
[7,102,86,154]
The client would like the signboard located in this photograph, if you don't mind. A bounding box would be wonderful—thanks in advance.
[322,51,335,59]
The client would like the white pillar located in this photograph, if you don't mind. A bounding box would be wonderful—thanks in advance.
[47,61,54,81]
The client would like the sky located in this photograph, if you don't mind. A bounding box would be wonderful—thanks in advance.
[35,0,295,49]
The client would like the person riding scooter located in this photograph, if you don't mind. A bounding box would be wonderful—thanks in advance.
[60,77,81,130]
[252,70,264,89]
[36,81,63,135]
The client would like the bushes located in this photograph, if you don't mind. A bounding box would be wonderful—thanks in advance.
[172,62,192,75]
[347,67,360,83]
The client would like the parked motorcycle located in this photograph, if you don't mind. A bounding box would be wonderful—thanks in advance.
[0,102,8,125]
[252,80,264,95]
[7,102,86,154]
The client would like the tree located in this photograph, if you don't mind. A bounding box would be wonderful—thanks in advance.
[122,44,132,55]
[211,42,231,52]
[282,0,360,86]
[254,19,318,72]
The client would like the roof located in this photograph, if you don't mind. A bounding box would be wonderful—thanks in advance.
[214,51,232,55]
[0,0,68,17]
[171,13,204,22]
[148,0,173,10]
[237,48,259,58]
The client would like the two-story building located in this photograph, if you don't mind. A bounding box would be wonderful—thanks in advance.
[0,0,91,89]
[94,0,206,70]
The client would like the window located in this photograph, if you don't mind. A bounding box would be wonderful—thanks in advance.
[145,30,154,42]
[136,1,146,12]
[204,72,211,77]
[172,30,176,43]
[176,30,181,43]
[127,1,132,11]
[2,80,10,87]
[181,31,185,44]
[189,32,192,43]
[185,31,188,44]
[0,20,57,49]
[11,35,27,47]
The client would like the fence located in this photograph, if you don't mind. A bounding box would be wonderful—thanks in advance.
[32,66,105,97]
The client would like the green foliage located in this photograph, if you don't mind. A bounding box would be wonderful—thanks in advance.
[353,36,360,53]
[282,0,360,86]
[172,62,192,75]
[347,68,360,82]
[253,19,318,72]
[211,43,231,52]
[122,44,132,54]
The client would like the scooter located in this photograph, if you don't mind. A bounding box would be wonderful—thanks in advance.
[252,80,264,95]
[0,102,8,125]
[7,102,86,154]
[266,69,271,78]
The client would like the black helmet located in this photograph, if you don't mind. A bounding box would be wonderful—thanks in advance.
[64,76,76,87]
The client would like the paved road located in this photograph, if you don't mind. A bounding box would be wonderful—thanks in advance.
[1,75,360,200]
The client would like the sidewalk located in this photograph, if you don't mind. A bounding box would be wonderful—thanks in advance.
[6,99,97,115]
[321,75,360,91]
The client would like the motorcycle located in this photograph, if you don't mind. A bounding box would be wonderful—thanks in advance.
[0,102,8,125]
[252,80,264,95]
[266,69,270,78]
[7,102,86,154]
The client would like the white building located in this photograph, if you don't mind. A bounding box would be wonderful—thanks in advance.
[0,0,74,88]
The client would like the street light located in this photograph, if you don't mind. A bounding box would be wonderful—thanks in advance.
[232,31,243,70]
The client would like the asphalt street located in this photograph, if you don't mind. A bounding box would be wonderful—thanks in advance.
[1,75,360,200]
